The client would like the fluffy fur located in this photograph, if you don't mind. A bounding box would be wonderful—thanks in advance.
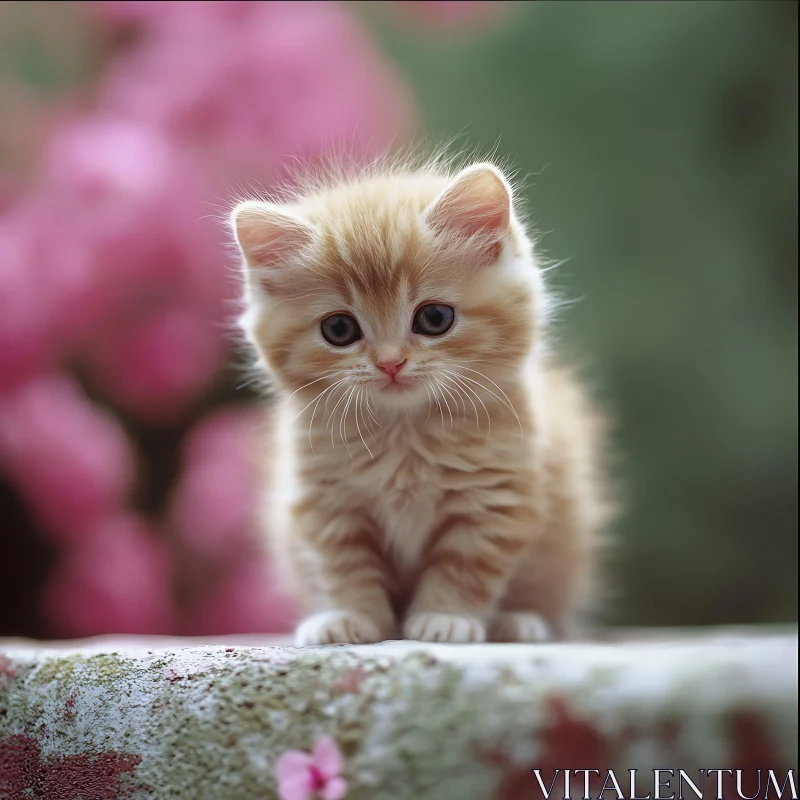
[231,154,614,645]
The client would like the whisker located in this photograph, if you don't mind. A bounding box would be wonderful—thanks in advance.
[439,374,466,417]
[445,370,492,439]
[339,386,356,457]
[427,379,447,431]
[361,390,378,439]
[366,391,382,429]
[287,370,341,402]
[307,378,347,452]
[440,372,476,430]
[327,384,351,449]
[354,389,374,459]
[455,366,522,429]
[292,377,346,423]
[540,256,573,275]
[422,382,433,423]
[437,380,459,428]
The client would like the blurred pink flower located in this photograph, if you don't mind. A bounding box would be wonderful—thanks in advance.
[40,114,179,206]
[98,1,413,172]
[87,304,224,425]
[37,114,227,309]
[169,406,263,558]
[41,514,175,637]
[0,224,53,391]
[183,557,295,636]
[0,373,135,543]
[88,1,253,36]
[181,405,264,466]
[276,736,348,800]
[5,197,113,352]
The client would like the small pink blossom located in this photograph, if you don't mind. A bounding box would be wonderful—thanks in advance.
[275,736,348,800]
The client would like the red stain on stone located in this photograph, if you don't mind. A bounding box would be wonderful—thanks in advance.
[0,733,146,799]
[707,712,786,799]
[64,694,77,719]
[659,718,682,749]
[333,666,368,695]
[0,655,16,680]
[488,696,612,800]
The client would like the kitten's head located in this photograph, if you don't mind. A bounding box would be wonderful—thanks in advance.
[231,162,548,414]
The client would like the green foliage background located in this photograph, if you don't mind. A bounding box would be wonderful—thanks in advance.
[365,0,798,626]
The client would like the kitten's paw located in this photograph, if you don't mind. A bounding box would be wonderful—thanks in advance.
[403,612,486,643]
[489,611,552,643]
[295,610,385,646]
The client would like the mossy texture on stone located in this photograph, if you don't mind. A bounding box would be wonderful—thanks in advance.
[0,630,797,799]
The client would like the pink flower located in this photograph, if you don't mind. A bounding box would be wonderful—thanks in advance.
[169,407,263,559]
[87,304,224,425]
[275,736,348,800]
[0,223,53,391]
[41,514,176,637]
[98,1,413,169]
[180,406,263,466]
[0,373,135,543]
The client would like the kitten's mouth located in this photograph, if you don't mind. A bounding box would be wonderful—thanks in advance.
[378,375,414,393]
[381,380,412,392]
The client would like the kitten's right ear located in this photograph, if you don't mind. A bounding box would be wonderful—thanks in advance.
[231,201,315,279]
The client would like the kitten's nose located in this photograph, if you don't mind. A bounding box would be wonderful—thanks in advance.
[376,358,407,378]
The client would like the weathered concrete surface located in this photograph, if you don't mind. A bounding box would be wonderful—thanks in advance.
[0,627,797,799]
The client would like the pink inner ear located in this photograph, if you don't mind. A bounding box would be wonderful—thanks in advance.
[426,166,511,241]
[234,203,314,271]
[247,222,311,269]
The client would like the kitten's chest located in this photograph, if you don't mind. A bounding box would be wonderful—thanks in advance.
[354,426,441,575]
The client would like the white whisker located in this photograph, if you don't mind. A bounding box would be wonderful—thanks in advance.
[444,370,492,439]
[354,389,374,459]
[307,378,348,452]
[456,366,522,429]
[287,370,341,402]
[437,380,460,428]
[339,386,356,457]
[327,384,351,449]
[292,377,346,423]
[366,391,382,429]
[440,372,477,430]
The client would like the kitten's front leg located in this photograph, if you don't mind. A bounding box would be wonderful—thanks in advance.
[404,509,529,643]
[290,508,396,646]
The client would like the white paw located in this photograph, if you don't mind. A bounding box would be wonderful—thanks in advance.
[489,611,552,643]
[294,610,385,646]
[403,612,486,643]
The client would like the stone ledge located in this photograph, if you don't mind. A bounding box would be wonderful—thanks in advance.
[1,627,797,799]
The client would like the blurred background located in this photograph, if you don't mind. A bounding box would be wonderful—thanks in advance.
[0,1,796,640]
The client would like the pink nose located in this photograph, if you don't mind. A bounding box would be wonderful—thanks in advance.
[376,358,407,378]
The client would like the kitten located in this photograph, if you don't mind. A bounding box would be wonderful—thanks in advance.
[230,156,614,645]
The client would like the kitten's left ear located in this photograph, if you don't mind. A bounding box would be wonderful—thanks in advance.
[424,163,512,244]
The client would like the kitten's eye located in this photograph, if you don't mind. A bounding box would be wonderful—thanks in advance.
[321,313,362,347]
[412,304,455,337]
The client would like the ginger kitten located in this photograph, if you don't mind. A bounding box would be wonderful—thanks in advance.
[231,157,613,645]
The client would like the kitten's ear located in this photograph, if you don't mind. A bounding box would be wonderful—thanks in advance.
[424,163,512,243]
[231,201,315,276]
